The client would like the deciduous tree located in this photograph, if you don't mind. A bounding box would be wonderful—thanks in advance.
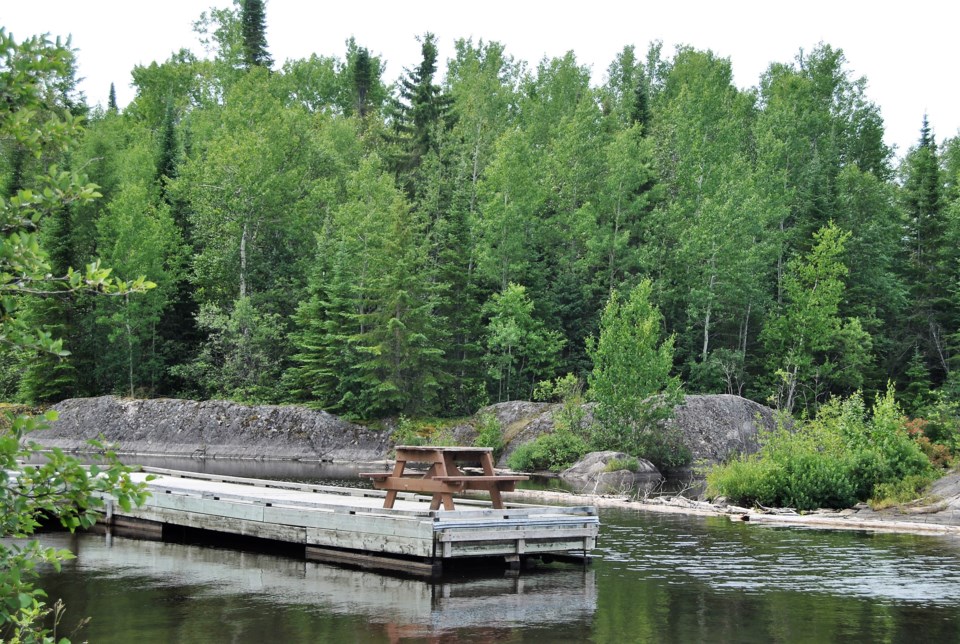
[0,28,150,639]
[586,280,685,467]
[760,223,871,414]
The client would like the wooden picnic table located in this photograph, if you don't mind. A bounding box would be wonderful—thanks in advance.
[360,446,528,510]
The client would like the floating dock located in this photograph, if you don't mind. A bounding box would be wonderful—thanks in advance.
[98,467,599,576]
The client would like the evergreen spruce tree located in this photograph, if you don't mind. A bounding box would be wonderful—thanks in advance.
[107,82,117,112]
[17,204,80,402]
[352,46,374,118]
[900,115,952,383]
[388,33,453,190]
[153,102,200,395]
[351,199,446,416]
[240,0,272,69]
[156,100,179,199]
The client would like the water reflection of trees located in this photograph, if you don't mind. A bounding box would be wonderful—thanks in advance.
[594,509,960,643]
[36,533,596,641]
[28,510,960,642]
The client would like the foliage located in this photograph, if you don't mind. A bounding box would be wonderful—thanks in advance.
[869,473,938,511]
[534,373,588,435]
[472,412,503,456]
[239,0,272,69]
[707,388,934,510]
[918,396,960,453]
[586,280,686,467]
[899,115,954,386]
[389,415,427,447]
[389,415,457,448]
[604,456,641,473]
[760,223,871,415]
[647,48,776,391]
[483,283,564,403]
[171,297,287,403]
[0,28,152,639]
[6,19,960,450]
[285,154,445,418]
[912,433,954,469]
[501,373,593,472]
[506,427,588,473]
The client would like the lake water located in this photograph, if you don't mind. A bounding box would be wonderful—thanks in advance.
[22,462,960,642]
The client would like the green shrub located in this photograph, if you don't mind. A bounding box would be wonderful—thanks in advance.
[707,388,935,511]
[391,416,458,448]
[535,373,588,435]
[390,415,427,446]
[473,413,504,456]
[869,473,938,510]
[585,282,687,469]
[507,428,588,472]
[910,397,960,463]
[604,457,641,473]
[914,434,954,468]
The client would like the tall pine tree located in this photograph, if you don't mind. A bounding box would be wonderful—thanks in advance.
[388,33,452,191]
[240,0,272,69]
[899,115,952,384]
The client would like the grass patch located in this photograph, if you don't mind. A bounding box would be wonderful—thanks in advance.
[868,473,938,510]
[603,456,640,473]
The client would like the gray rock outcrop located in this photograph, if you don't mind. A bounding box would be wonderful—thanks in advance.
[40,396,390,462]
[560,450,661,494]
[34,393,775,469]
[470,394,775,468]
[667,394,774,464]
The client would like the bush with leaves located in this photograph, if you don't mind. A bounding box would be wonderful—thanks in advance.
[586,281,686,468]
[472,412,504,456]
[0,28,151,640]
[534,373,588,435]
[171,297,288,403]
[502,374,591,472]
[707,387,933,511]
[506,427,588,473]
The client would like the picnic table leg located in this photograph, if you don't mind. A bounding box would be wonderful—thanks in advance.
[383,458,407,509]
[479,452,504,509]
[441,454,461,476]
[478,452,496,475]
[433,455,459,511]
[429,493,456,511]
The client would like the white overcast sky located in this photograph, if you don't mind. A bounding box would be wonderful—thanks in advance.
[4,1,958,158]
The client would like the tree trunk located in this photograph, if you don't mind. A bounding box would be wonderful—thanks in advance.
[239,220,248,299]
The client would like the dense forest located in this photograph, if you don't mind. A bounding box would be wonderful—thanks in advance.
[3,1,960,427]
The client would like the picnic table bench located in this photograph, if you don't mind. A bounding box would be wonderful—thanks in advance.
[360,446,528,510]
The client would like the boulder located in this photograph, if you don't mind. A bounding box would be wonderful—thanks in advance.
[667,394,774,464]
[480,394,774,468]
[39,396,390,463]
[456,401,561,468]
[561,450,661,494]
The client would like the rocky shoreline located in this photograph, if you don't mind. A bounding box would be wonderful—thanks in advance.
[31,395,960,536]
[504,486,960,536]
[41,396,390,462]
[38,393,778,467]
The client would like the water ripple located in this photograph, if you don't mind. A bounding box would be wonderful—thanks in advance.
[598,508,960,607]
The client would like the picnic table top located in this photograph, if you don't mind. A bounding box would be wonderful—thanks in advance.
[394,445,493,453]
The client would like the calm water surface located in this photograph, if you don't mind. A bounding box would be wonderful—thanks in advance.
[25,462,960,643]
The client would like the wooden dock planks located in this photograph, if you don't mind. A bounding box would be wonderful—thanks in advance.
[98,467,599,575]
